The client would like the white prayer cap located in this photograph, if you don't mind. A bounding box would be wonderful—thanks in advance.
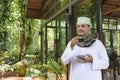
[76,17,92,28]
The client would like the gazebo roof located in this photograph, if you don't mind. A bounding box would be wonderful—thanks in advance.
[26,0,46,19]
[26,0,120,19]
[102,0,120,19]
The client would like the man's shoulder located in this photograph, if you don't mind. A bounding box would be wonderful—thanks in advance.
[94,39,104,45]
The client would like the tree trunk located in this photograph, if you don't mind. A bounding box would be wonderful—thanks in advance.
[19,20,23,61]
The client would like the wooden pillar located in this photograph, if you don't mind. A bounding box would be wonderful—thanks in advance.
[45,24,48,79]
[19,20,23,61]
[40,27,43,65]
[66,5,76,80]
[97,0,105,80]
[97,0,103,42]
[54,20,59,62]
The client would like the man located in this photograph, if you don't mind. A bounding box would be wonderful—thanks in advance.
[61,17,109,80]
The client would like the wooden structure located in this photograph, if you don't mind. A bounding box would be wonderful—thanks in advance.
[102,0,120,18]
[26,0,45,19]
[26,0,120,19]
[26,0,56,19]
[26,0,120,80]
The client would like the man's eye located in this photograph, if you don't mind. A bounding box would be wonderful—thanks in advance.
[77,24,87,28]
[77,25,80,28]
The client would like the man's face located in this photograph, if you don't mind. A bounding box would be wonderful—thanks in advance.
[76,24,90,36]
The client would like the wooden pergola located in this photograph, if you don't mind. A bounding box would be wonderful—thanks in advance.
[26,0,120,19]
[26,0,56,19]
[102,0,120,18]
[26,0,120,80]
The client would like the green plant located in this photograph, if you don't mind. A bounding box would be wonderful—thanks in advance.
[42,59,65,80]
[0,64,14,72]
[25,68,44,77]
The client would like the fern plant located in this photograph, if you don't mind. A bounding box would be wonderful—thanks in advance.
[42,59,65,80]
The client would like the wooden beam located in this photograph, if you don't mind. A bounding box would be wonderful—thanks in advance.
[103,7,120,15]
[28,0,43,3]
[26,10,42,19]
[27,3,42,9]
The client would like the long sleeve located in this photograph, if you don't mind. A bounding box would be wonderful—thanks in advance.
[92,40,109,70]
[61,41,73,65]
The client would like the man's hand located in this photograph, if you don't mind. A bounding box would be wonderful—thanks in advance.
[70,37,79,49]
[79,54,93,63]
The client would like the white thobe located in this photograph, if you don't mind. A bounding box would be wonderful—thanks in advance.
[61,39,109,80]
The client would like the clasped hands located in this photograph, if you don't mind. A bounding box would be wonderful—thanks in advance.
[70,37,93,63]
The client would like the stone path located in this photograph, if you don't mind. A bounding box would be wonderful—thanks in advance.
[104,72,120,80]
[47,72,120,80]
[0,72,119,80]
[0,77,43,80]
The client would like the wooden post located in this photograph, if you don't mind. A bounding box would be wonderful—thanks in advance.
[19,20,23,61]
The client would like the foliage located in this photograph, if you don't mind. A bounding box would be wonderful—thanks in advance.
[0,58,46,77]
[0,51,9,65]
[0,0,12,28]
[25,68,44,77]
[0,0,41,64]
[0,64,14,72]
[42,59,66,80]
[76,0,97,18]
[46,21,66,60]
[24,55,45,77]
[0,59,27,76]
